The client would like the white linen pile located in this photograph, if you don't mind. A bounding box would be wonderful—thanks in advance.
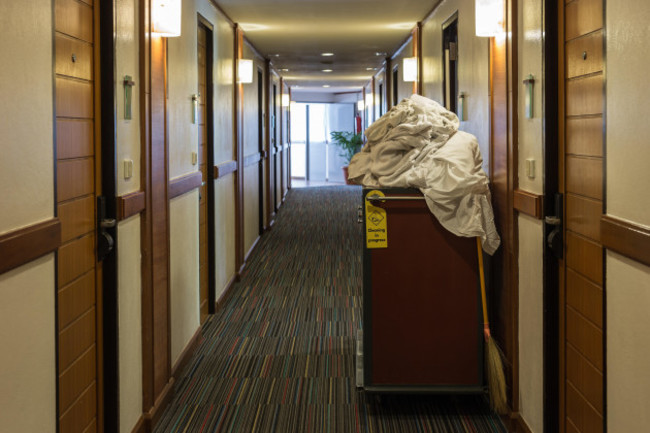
[348,94,501,255]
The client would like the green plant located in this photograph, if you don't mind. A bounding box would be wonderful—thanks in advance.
[330,131,363,165]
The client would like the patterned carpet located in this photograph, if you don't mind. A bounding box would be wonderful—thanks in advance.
[154,186,508,433]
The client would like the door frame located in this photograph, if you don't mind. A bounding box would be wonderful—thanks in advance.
[542,0,560,431]
[98,0,119,429]
[198,14,217,315]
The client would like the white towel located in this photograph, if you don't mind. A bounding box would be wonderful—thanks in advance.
[348,94,501,255]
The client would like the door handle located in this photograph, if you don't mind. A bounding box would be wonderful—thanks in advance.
[545,193,563,259]
[97,196,115,261]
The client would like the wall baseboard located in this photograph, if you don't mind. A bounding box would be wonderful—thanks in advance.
[0,218,61,275]
[144,378,175,432]
[601,214,650,267]
[130,414,146,433]
[215,274,237,310]
[171,327,203,379]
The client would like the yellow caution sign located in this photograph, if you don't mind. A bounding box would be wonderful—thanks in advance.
[365,190,388,249]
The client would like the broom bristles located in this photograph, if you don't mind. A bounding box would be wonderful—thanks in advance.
[486,336,508,415]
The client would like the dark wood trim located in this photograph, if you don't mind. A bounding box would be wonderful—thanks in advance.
[243,151,262,167]
[168,172,202,199]
[214,160,238,178]
[601,215,650,268]
[514,413,534,433]
[244,235,261,264]
[0,218,61,275]
[513,189,543,219]
[215,274,238,310]
[144,378,175,431]
[171,327,202,379]
[264,59,272,228]
[129,415,146,433]
[117,190,146,221]
[234,25,245,274]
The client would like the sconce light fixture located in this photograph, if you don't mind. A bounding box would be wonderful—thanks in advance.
[152,0,182,37]
[475,0,505,37]
[357,100,365,111]
[403,57,418,82]
[281,94,290,107]
[365,93,373,108]
[238,59,253,83]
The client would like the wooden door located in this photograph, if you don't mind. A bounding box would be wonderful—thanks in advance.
[559,0,605,432]
[197,23,209,324]
[55,0,102,431]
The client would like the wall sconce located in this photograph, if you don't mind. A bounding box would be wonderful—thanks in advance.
[365,93,373,108]
[238,59,253,83]
[475,0,504,37]
[357,100,365,111]
[152,0,182,37]
[281,94,290,107]
[403,57,418,82]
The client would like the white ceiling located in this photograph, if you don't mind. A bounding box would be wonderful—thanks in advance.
[216,0,439,92]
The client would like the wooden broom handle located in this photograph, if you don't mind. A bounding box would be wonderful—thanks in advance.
[476,237,491,340]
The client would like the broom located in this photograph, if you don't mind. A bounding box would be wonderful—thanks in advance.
[476,237,508,414]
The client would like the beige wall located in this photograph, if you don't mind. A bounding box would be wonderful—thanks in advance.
[516,0,545,431]
[0,2,56,431]
[202,3,238,296]
[115,0,144,431]
[421,0,490,172]
[606,2,650,431]
[242,44,264,256]
[170,191,200,364]
[117,216,143,433]
[0,0,54,234]
[0,257,56,432]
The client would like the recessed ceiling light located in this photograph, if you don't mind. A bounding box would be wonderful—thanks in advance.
[322,69,333,72]
[366,67,378,71]
[269,54,280,57]
[321,52,334,57]
[323,85,330,88]
[280,68,289,72]
[375,52,387,56]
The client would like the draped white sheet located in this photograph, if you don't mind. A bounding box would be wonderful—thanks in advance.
[348,94,501,255]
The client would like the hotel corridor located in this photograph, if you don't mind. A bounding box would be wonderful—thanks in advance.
[153,186,506,433]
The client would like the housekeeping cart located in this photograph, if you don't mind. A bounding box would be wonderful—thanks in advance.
[358,188,485,394]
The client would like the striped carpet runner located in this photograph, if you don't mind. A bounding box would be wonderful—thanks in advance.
[154,186,508,433]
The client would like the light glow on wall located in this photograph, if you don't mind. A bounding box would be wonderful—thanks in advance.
[403,57,418,82]
[152,0,182,37]
[475,0,505,37]
[238,59,253,83]
[281,94,290,107]
[357,100,365,111]
[365,93,373,108]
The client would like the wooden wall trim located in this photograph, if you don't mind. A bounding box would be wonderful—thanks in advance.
[214,160,238,179]
[601,215,650,268]
[168,172,202,199]
[171,327,202,379]
[0,218,61,275]
[129,414,146,433]
[144,379,175,431]
[215,274,238,311]
[117,190,145,221]
[513,189,543,219]
[243,151,262,167]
